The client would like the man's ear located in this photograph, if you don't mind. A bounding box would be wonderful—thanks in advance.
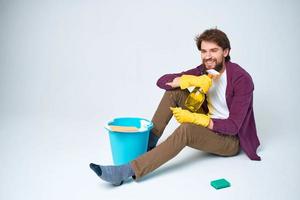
[223,48,229,57]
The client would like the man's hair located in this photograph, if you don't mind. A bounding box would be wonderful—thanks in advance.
[195,28,231,62]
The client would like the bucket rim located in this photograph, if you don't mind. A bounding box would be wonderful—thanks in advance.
[105,117,153,133]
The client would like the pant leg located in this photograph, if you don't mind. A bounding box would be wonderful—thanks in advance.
[151,88,190,137]
[131,123,239,179]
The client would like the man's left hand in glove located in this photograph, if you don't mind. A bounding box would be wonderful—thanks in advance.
[170,107,211,128]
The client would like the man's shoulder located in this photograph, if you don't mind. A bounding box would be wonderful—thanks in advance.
[227,61,252,80]
[182,65,204,76]
[226,61,254,91]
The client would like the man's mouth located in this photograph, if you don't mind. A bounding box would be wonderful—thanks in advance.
[205,59,216,67]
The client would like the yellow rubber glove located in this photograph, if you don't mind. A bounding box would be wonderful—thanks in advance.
[170,107,210,127]
[179,75,212,94]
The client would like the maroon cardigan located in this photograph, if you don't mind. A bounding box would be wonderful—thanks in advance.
[157,61,261,160]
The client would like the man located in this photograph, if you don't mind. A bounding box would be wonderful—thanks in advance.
[90,28,261,186]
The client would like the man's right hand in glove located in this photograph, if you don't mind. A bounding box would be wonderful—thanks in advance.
[179,75,212,94]
[166,75,212,94]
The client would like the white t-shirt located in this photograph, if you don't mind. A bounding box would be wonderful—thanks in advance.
[207,70,229,119]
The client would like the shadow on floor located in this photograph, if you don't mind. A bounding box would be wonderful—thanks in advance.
[136,151,222,183]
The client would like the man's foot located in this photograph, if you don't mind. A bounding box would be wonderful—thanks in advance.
[89,163,134,186]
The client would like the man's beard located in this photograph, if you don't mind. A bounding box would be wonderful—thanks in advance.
[203,58,224,72]
[214,62,224,72]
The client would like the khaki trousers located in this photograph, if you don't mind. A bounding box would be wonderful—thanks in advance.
[131,89,239,179]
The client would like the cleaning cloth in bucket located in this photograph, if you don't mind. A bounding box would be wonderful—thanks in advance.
[106,120,150,132]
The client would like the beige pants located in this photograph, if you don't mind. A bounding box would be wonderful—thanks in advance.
[131,89,239,179]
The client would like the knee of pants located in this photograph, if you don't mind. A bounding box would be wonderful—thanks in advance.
[174,123,199,145]
[165,89,189,104]
[164,88,181,94]
[165,88,189,97]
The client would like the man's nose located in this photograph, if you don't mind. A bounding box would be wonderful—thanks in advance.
[205,52,212,59]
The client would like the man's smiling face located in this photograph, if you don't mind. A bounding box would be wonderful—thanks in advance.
[200,40,229,72]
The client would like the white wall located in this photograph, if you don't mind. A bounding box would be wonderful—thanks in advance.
[1,0,299,150]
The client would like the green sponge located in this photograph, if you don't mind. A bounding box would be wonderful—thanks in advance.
[210,178,231,189]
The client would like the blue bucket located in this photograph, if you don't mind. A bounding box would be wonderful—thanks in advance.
[105,117,153,165]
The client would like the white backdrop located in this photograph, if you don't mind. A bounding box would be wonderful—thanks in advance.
[1,0,300,199]
[1,0,300,130]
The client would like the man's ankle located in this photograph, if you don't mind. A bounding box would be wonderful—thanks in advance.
[147,132,160,151]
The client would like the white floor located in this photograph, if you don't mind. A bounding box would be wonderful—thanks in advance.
[1,116,299,200]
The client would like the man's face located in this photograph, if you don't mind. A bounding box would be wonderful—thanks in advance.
[200,40,229,72]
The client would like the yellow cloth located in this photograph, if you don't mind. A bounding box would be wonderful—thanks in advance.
[170,107,210,127]
[179,75,212,94]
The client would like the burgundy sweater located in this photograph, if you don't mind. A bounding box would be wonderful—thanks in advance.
[157,61,261,160]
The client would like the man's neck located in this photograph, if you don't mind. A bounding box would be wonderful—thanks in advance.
[219,62,226,74]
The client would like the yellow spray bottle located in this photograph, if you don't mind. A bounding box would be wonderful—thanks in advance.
[185,69,219,112]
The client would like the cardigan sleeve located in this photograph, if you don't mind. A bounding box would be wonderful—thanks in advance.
[212,73,254,135]
[156,66,203,90]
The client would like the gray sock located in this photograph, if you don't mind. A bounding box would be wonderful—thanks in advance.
[89,163,134,186]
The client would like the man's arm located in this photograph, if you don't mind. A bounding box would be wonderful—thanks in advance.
[207,119,214,130]
[156,66,203,90]
[166,77,180,88]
